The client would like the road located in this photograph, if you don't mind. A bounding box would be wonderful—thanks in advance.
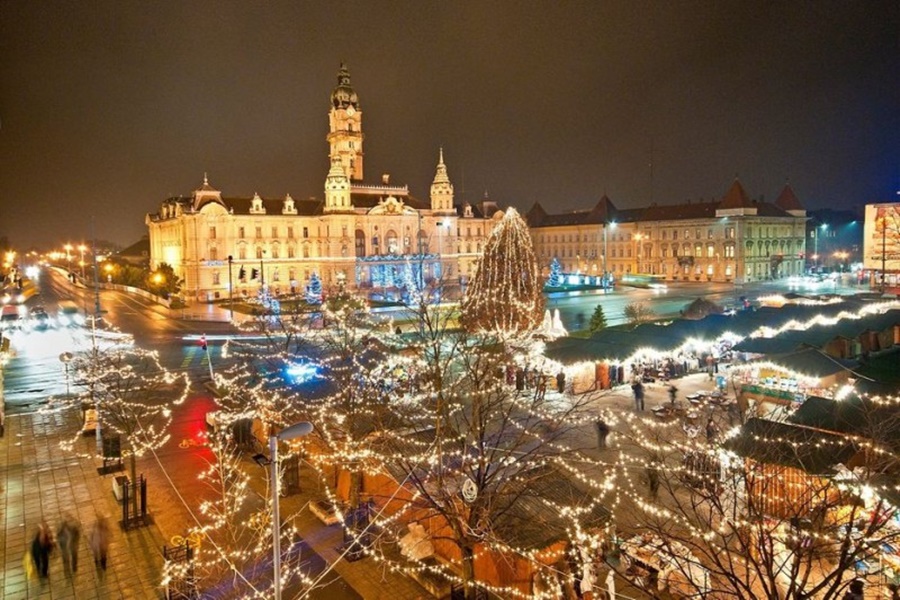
[547,275,866,331]
[1,267,359,598]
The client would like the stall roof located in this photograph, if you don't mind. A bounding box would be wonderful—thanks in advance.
[491,465,611,550]
[751,348,858,378]
[788,395,900,448]
[726,418,857,475]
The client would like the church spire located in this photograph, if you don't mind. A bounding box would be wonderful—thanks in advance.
[430,147,454,214]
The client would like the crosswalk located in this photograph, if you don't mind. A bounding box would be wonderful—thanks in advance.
[180,346,211,369]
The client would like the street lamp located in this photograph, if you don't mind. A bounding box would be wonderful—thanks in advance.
[604,221,616,290]
[64,244,73,272]
[78,245,87,279]
[633,232,645,274]
[813,223,828,272]
[269,421,313,600]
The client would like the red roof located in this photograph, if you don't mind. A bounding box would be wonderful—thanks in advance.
[775,184,805,211]
[718,179,754,209]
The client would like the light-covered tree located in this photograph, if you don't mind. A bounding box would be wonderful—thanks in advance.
[624,301,655,325]
[460,207,544,336]
[305,272,323,305]
[547,257,563,288]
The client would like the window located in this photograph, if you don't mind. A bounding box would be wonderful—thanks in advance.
[239,227,245,239]
[255,226,262,238]
[726,226,735,239]
[238,246,246,260]
[685,229,690,240]
[209,246,218,261]
[725,245,735,258]
[708,229,713,239]
[209,226,217,239]
[212,272,220,285]
[695,244,702,257]
[271,226,278,238]
[272,246,280,259]
[303,227,309,239]
[288,245,295,258]
[273,269,280,282]
[303,246,309,258]
[256,247,263,259]
[707,244,715,258]
[725,265,733,276]
[695,229,701,240]
[287,227,294,239]
[672,230,678,240]
[342,225,348,237]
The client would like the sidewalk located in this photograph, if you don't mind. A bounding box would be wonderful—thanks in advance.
[0,409,167,599]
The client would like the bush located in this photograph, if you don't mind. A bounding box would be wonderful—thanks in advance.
[624,302,655,325]
[682,298,723,320]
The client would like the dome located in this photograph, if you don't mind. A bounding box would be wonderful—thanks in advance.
[331,63,359,109]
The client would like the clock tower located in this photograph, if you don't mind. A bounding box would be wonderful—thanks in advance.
[327,63,364,181]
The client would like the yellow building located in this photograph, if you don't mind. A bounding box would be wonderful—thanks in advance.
[526,180,808,284]
[146,64,500,301]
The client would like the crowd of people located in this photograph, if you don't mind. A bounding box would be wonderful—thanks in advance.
[25,514,110,582]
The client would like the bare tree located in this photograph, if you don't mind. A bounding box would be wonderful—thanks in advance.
[606,398,900,600]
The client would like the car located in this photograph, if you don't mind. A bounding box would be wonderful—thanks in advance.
[1,305,24,331]
[31,308,51,330]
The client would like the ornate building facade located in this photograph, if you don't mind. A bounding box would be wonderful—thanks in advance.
[526,180,808,284]
[147,65,501,301]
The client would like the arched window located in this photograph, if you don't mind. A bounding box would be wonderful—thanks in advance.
[355,230,366,257]
[256,247,263,259]
[386,230,399,254]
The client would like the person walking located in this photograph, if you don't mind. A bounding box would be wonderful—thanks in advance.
[31,520,53,579]
[556,370,566,394]
[668,383,678,405]
[706,418,719,444]
[595,420,610,449]
[842,579,864,600]
[89,517,111,571]
[631,380,644,411]
[515,367,525,394]
[57,514,81,576]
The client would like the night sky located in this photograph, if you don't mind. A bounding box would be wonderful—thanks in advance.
[1,1,897,249]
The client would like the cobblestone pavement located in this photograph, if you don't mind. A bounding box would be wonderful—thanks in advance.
[1,409,166,599]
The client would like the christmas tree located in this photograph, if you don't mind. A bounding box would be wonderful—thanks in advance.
[460,207,544,335]
[305,272,323,304]
[547,257,563,288]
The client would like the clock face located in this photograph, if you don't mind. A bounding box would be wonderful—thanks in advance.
[346,106,356,117]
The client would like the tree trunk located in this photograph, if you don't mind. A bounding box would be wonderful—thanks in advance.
[461,542,477,600]
[129,452,139,522]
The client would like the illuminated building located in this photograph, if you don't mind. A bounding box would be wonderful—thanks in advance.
[526,180,808,284]
[146,64,500,301]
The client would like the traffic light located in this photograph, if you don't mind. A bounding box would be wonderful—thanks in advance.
[251,268,259,280]
[238,267,246,281]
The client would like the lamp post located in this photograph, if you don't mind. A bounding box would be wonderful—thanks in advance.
[227,255,234,321]
[813,223,828,273]
[633,232,645,274]
[603,221,616,291]
[270,421,313,600]
[78,244,87,279]
[64,244,73,273]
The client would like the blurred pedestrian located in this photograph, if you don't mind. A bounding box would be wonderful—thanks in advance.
[515,367,525,393]
[595,420,610,449]
[556,370,566,394]
[631,380,644,411]
[668,384,678,405]
[57,514,81,576]
[646,467,660,499]
[89,517,111,571]
[31,520,53,579]
[842,579,864,600]
[706,418,719,444]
